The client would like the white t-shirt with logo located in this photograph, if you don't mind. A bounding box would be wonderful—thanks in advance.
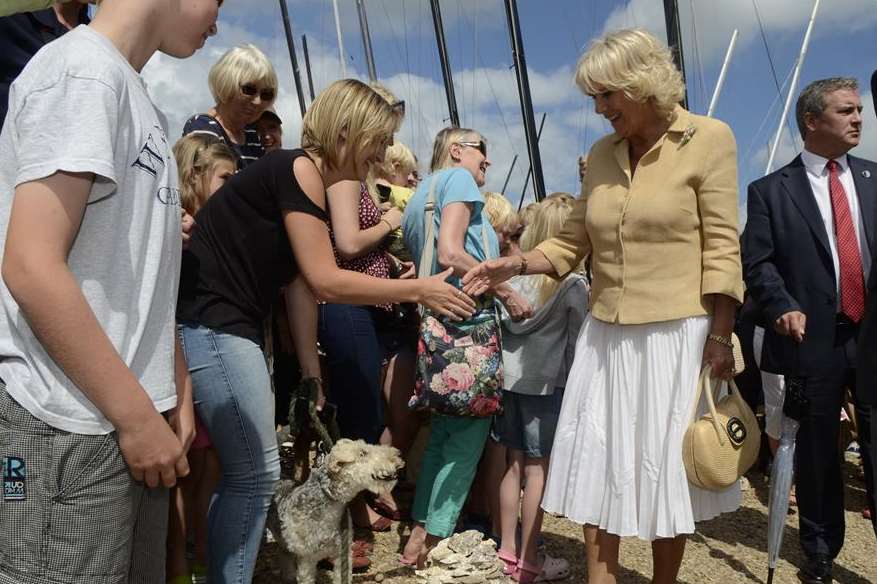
[0,25,181,434]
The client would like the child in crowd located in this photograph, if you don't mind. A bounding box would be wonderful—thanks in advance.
[254,108,283,152]
[167,133,236,584]
[373,141,418,265]
[0,1,221,582]
[494,196,587,582]
[484,191,525,257]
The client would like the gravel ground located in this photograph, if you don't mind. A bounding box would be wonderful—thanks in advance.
[254,451,876,583]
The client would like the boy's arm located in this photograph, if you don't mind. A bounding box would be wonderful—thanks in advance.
[168,334,195,452]
[2,171,188,487]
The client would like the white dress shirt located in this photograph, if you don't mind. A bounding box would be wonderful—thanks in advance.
[800,149,872,306]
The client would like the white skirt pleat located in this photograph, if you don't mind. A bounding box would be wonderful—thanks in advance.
[541,315,741,541]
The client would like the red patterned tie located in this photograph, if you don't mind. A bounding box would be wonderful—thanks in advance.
[827,159,865,322]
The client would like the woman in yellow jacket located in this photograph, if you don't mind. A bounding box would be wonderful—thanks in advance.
[463,29,744,584]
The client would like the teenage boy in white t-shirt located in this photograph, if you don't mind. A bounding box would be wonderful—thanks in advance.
[0,1,221,582]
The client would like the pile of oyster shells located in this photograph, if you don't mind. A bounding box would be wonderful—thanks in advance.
[414,530,511,584]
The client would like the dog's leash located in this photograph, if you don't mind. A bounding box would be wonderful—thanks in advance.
[288,377,341,454]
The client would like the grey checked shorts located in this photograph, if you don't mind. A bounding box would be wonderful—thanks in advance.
[0,386,168,584]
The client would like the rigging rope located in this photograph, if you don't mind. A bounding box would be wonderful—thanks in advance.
[751,0,800,151]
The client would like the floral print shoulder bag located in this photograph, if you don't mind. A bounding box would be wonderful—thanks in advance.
[408,177,504,418]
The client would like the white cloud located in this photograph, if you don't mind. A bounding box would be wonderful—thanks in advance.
[141,6,592,198]
[603,0,877,63]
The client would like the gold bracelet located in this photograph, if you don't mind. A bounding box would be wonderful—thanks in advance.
[707,333,733,348]
[380,218,394,233]
[518,255,528,275]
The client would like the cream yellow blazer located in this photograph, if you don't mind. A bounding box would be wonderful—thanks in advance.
[537,106,744,325]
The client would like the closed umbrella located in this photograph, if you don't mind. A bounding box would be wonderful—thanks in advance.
[766,370,809,584]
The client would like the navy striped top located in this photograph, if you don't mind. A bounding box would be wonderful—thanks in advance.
[182,113,264,169]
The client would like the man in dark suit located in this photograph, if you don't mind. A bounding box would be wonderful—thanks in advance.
[743,77,876,584]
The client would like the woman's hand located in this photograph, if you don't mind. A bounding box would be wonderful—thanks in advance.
[461,256,520,297]
[382,206,403,230]
[496,284,532,322]
[418,267,476,321]
[181,209,196,250]
[398,260,416,280]
[702,338,735,380]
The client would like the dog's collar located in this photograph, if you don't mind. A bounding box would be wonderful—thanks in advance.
[317,469,345,502]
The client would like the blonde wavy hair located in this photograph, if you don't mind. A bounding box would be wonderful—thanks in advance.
[483,192,518,234]
[376,142,417,182]
[173,134,236,215]
[429,126,484,172]
[575,29,685,119]
[301,79,402,175]
[208,44,278,105]
[520,196,576,305]
[518,202,540,228]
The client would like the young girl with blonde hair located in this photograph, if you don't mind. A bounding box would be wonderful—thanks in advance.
[494,196,587,583]
[173,133,236,215]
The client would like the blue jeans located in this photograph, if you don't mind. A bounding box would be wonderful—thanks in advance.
[178,324,280,584]
[318,304,413,444]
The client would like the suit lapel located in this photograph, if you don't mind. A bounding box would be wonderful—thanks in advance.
[781,155,832,258]
[849,156,877,252]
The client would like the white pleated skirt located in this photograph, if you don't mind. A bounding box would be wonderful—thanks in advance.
[541,315,741,541]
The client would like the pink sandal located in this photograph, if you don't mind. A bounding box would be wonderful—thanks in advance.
[514,554,570,583]
[497,549,517,576]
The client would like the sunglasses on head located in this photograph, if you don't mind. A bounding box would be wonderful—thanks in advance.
[240,84,276,102]
[391,100,405,116]
[458,140,487,158]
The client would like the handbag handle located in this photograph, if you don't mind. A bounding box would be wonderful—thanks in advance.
[689,365,746,447]
[416,174,493,281]
[417,177,440,280]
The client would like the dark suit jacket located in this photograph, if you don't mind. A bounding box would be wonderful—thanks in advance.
[859,225,877,404]
[742,154,877,380]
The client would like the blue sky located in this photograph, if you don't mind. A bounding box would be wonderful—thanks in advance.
[142,0,877,214]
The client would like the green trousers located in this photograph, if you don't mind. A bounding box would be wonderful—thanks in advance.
[411,414,492,537]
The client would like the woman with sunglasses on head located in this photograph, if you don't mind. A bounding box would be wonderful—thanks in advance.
[298,83,418,538]
[399,127,532,567]
[183,43,277,168]
[176,80,476,584]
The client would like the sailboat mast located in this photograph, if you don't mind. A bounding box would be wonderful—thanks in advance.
[278,0,307,117]
[356,0,378,82]
[504,0,546,202]
[331,0,347,77]
[765,0,821,174]
[518,112,547,210]
[302,35,316,103]
[429,0,460,127]
[663,0,688,109]
[707,29,738,117]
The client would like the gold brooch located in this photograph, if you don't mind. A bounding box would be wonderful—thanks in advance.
[680,124,697,147]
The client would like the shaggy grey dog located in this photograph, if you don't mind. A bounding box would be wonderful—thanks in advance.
[267,439,404,584]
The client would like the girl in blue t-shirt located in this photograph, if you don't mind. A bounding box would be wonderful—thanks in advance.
[400,127,532,567]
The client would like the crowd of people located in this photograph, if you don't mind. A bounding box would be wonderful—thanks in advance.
[0,2,874,584]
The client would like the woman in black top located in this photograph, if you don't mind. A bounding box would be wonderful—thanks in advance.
[176,79,474,584]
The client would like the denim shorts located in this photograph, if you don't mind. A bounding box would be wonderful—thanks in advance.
[491,388,564,458]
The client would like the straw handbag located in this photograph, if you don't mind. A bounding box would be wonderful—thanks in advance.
[682,365,760,491]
